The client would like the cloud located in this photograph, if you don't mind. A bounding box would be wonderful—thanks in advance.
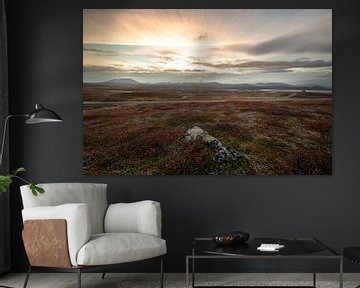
[220,28,331,55]
[158,56,176,63]
[162,68,206,73]
[193,59,332,72]
[83,65,123,72]
[159,49,178,55]
[262,69,293,73]
[83,64,156,74]
[84,64,161,74]
[83,48,119,56]
[195,34,208,41]
[83,64,207,75]
[185,69,206,73]
[247,31,331,55]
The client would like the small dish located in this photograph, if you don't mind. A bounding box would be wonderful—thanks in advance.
[212,233,237,245]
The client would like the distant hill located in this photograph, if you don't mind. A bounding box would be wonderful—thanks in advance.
[254,82,294,88]
[102,78,140,85]
[87,78,331,91]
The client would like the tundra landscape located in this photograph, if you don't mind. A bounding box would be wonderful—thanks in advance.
[83,82,332,175]
[83,9,332,175]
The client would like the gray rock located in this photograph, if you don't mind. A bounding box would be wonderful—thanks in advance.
[184,126,241,162]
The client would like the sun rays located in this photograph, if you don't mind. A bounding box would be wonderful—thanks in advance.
[83,9,332,87]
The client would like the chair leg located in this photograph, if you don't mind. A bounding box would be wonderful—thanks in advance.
[23,266,31,288]
[160,257,164,288]
[77,269,81,288]
[101,270,107,279]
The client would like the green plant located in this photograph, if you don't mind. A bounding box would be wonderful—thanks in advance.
[0,167,44,196]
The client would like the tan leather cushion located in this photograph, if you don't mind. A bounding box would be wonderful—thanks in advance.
[22,204,91,266]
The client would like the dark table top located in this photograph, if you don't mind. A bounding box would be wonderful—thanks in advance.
[191,238,339,257]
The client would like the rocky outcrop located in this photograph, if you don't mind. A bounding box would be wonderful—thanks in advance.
[184,126,241,162]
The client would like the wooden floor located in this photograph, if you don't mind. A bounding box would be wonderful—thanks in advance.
[0,273,359,288]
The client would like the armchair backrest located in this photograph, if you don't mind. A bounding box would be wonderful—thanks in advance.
[20,183,108,234]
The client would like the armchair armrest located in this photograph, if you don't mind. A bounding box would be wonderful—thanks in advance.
[104,200,162,237]
[22,203,91,266]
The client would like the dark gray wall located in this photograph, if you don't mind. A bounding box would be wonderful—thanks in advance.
[5,0,360,273]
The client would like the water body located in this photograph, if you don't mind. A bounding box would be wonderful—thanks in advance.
[259,89,332,94]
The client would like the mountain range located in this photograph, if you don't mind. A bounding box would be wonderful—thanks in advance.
[88,78,331,91]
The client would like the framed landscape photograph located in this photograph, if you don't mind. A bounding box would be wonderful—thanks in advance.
[83,9,332,175]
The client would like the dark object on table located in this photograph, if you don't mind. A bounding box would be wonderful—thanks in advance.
[233,230,250,242]
[212,230,250,245]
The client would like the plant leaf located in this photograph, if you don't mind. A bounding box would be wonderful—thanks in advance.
[29,181,44,196]
[0,175,13,192]
[16,167,26,173]
[35,185,45,194]
[30,182,38,196]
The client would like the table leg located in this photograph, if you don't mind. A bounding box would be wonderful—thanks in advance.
[186,257,189,288]
[313,254,316,287]
[339,257,343,288]
[192,257,195,288]
[192,246,195,288]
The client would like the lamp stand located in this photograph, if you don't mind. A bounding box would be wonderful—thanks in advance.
[0,105,62,288]
[0,116,26,288]
[0,114,28,168]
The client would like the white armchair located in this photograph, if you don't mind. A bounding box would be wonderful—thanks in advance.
[20,183,166,288]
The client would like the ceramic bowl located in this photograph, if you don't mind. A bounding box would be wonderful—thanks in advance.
[212,233,238,245]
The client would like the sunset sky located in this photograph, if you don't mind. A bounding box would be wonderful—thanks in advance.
[83,9,332,88]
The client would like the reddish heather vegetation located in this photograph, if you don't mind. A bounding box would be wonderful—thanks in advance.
[83,84,332,175]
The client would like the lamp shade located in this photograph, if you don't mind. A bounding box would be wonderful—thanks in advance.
[25,104,63,124]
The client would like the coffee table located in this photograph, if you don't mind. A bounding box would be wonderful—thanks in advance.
[186,237,343,288]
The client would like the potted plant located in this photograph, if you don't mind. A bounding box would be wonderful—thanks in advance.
[0,167,44,196]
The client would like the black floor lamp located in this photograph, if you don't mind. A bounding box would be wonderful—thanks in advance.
[0,103,62,288]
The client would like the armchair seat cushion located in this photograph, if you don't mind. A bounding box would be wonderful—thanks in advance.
[76,233,167,266]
